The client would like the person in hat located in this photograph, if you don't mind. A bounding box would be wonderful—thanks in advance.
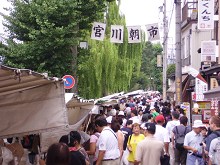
[118,111,127,127]
[150,106,159,118]
[134,122,164,165]
[154,115,170,155]
[183,120,206,165]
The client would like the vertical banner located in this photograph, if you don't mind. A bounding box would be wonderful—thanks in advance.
[195,78,208,101]
[91,22,106,41]
[110,25,124,43]
[201,41,216,62]
[127,26,141,43]
[198,0,214,30]
[157,55,162,67]
[146,23,160,41]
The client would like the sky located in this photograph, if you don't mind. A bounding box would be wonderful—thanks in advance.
[0,0,175,45]
[120,0,176,60]
[0,0,11,41]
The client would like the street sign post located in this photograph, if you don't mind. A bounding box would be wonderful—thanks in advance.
[62,75,75,89]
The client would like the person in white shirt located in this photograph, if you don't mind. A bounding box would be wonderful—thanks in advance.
[154,115,170,156]
[106,116,124,159]
[166,111,180,139]
[166,111,180,165]
[95,118,120,165]
[183,120,205,165]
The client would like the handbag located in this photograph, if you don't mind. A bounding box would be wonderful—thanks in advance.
[160,154,170,165]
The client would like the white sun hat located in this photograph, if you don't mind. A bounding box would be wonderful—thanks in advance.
[106,116,113,124]
[118,111,125,116]
[192,120,206,128]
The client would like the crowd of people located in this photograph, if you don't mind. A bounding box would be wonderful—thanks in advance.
[1,94,220,165]
[40,95,220,165]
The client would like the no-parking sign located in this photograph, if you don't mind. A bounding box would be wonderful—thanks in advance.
[62,75,75,89]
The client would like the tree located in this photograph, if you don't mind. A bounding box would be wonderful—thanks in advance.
[167,64,175,78]
[0,0,108,76]
[130,41,163,92]
[77,2,144,98]
[1,0,144,99]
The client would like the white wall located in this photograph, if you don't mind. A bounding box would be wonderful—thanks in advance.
[181,23,213,73]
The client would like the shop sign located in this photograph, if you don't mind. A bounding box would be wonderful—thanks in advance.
[195,78,208,101]
[198,0,214,30]
[201,41,216,62]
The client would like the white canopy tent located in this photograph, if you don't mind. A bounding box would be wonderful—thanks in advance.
[0,65,68,138]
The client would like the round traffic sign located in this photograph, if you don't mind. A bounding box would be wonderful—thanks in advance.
[62,75,75,89]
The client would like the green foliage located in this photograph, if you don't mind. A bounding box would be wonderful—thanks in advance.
[0,0,108,77]
[1,0,144,99]
[167,64,176,78]
[130,41,163,92]
[78,1,143,98]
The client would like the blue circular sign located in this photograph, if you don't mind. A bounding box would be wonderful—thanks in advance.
[62,75,75,89]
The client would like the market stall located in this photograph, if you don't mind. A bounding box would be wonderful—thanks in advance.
[0,65,68,138]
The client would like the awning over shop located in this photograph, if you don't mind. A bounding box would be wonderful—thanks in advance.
[167,74,189,93]
[0,65,68,138]
[204,86,220,99]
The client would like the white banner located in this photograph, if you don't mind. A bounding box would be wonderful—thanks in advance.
[110,25,124,43]
[198,0,214,30]
[127,26,141,43]
[91,22,106,41]
[146,23,160,41]
[195,78,208,101]
[201,40,216,62]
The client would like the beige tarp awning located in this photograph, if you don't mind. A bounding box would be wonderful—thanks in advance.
[0,65,68,138]
[41,96,94,152]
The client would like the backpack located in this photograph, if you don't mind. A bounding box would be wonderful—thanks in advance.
[175,126,187,151]
[121,128,132,150]
[211,132,220,165]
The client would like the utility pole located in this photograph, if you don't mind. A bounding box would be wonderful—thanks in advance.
[162,0,168,101]
[175,0,182,105]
